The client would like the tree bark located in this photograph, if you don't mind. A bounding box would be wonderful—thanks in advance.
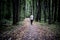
[13,0,19,25]
[57,0,60,22]
[5,0,11,20]
[36,0,41,22]
[48,0,51,24]
[53,0,57,23]
[0,0,2,25]
[44,0,47,22]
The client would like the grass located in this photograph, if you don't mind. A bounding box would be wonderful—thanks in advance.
[39,21,60,35]
[0,21,23,34]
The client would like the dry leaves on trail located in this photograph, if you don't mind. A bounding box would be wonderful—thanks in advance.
[9,18,55,40]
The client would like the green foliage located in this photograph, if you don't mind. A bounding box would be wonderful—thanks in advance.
[0,0,60,33]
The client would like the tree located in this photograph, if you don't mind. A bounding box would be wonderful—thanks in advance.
[24,0,26,18]
[5,0,11,20]
[18,0,21,21]
[0,0,2,25]
[57,0,60,22]
[43,0,47,22]
[53,0,57,22]
[48,0,51,24]
[32,0,34,15]
[36,0,41,22]
[12,0,19,25]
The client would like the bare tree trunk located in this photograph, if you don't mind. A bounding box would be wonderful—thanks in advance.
[36,0,41,22]
[13,0,19,25]
[48,0,51,24]
[23,0,26,18]
[43,0,47,22]
[38,0,41,21]
[5,0,11,20]
[19,0,21,21]
[57,0,60,22]
[52,0,57,23]
[0,0,2,25]
[32,0,34,15]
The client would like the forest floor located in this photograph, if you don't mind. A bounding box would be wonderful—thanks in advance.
[0,18,60,40]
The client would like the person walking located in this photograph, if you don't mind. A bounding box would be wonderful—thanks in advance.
[30,14,34,25]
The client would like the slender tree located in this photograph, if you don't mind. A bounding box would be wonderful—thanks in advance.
[48,0,51,24]
[24,0,26,18]
[2,0,5,19]
[18,0,21,21]
[43,0,47,22]
[52,0,57,23]
[35,0,39,21]
[51,0,53,23]
[36,0,41,21]
[38,0,41,21]
[32,0,34,15]
[0,0,2,25]
[5,0,11,20]
[57,0,60,22]
[12,0,19,25]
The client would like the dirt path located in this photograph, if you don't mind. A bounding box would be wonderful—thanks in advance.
[9,18,55,40]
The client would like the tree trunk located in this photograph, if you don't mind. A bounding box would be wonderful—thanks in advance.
[36,0,41,22]
[18,0,21,21]
[53,0,57,23]
[32,0,34,15]
[0,0,2,25]
[44,0,47,22]
[38,0,41,21]
[0,0,1,12]
[57,0,60,22]
[35,0,39,21]
[23,0,26,18]
[48,0,51,24]
[5,0,11,20]
[13,0,19,25]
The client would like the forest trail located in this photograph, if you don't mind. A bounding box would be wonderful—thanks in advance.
[9,18,55,40]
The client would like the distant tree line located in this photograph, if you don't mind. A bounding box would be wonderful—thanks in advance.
[34,0,60,24]
[0,0,60,27]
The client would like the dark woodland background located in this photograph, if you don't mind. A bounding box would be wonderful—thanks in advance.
[0,0,60,40]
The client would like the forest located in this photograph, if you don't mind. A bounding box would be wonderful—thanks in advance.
[0,0,60,40]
